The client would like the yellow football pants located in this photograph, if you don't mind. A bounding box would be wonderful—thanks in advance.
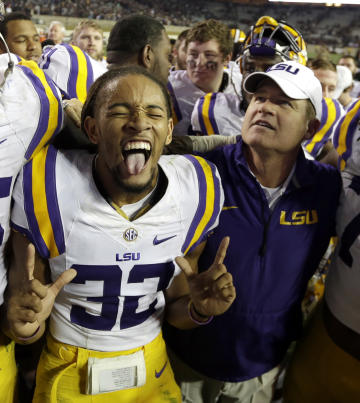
[283,303,360,402]
[33,331,181,403]
[0,337,17,403]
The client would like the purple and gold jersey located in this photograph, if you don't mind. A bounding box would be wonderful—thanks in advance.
[191,92,243,136]
[39,44,107,103]
[326,100,360,333]
[303,97,343,159]
[11,147,223,351]
[333,98,360,172]
[0,56,63,305]
[168,64,242,136]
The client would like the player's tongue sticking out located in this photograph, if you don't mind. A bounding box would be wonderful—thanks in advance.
[123,141,150,175]
[125,152,145,175]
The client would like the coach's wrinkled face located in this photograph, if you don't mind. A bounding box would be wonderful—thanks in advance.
[85,73,173,198]
[241,54,283,106]
[242,78,315,156]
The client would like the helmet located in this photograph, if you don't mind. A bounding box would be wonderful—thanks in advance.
[242,16,307,66]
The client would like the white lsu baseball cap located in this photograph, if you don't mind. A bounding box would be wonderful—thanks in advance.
[243,61,323,120]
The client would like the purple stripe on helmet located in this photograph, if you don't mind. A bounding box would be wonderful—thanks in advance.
[45,146,65,255]
[23,161,50,258]
[181,155,209,254]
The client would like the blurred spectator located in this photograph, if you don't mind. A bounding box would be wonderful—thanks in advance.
[71,20,104,62]
[47,20,65,45]
[338,54,360,98]
[311,58,338,98]
[333,64,355,109]
[172,28,188,70]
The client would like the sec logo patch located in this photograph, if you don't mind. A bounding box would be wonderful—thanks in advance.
[124,228,138,242]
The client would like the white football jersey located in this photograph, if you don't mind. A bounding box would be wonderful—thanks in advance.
[191,92,243,136]
[39,44,107,103]
[326,104,360,333]
[168,65,242,136]
[11,147,223,351]
[0,56,63,305]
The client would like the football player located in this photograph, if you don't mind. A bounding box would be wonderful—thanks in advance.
[0,12,42,62]
[4,67,235,402]
[284,98,360,403]
[0,13,64,401]
[191,16,307,136]
[167,19,242,136]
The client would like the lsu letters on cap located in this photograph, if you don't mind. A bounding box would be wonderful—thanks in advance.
[244,61,322,120]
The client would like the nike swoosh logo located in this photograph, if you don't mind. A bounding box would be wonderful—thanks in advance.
[153,235,177,245]
[155,360,168,378]
[0,139,7,145]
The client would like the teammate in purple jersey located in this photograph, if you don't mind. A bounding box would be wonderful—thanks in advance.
[164,61,341,403]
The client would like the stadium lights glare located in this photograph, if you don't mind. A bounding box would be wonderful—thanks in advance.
[268,0,360,4]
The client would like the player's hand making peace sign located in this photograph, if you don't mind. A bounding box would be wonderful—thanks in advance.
[177,236,235,320]
[4,237,76,342]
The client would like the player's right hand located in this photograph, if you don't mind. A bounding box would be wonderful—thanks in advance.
[6,242,77,340]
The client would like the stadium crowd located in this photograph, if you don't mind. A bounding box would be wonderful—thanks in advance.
[4,0,360,47]
[0,3,360,403]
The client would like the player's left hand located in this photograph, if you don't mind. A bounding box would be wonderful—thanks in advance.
[175,237,235,317]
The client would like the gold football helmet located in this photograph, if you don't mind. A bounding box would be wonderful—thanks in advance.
[242,16,307,66]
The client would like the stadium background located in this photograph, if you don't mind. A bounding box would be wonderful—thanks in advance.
[8,0,360,63]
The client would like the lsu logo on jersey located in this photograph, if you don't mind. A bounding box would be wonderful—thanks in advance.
[123,228,138,241]
[280,210,318,225]
[116,252,140,262]
[266,63,299,75]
